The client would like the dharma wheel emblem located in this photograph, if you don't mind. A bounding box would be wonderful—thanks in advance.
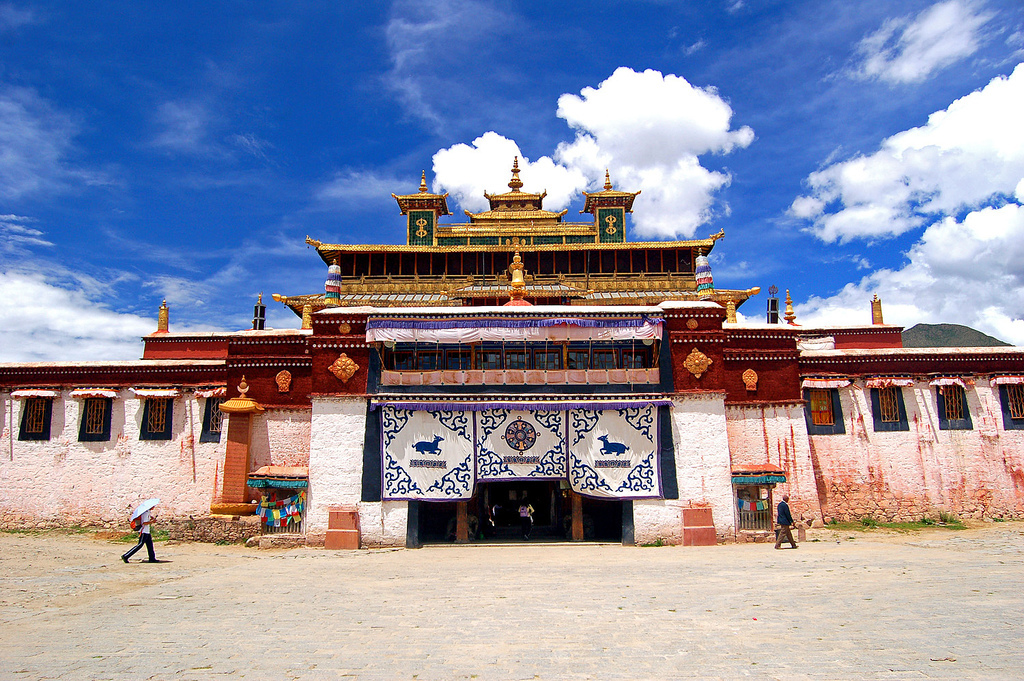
[415,217,428,238]
[604,214,618,235]
[275,370,292,393]
[683,348,713,379]
[329,353,360,383]
[502,417,537,452]
[742,369,758,392]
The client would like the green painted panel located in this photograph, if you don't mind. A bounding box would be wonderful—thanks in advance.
[408,210,434,246]
[437,237,468,247]
[566,234,597,244]
[532,235,564,245]
[469,236,499,245]
[597,208,626,243]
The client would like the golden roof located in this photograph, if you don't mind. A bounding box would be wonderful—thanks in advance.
[460,208,569,222]
[581,170,640,214]
[392,171,452,216]
[306,230,723,260]
[481,157,548,209]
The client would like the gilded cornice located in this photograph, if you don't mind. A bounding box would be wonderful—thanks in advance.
[308,229,725,263]
[462,209,569,222]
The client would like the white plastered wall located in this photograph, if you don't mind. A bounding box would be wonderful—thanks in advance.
[0,391,224,528]
[308,397,406,547]
[633,393,734,544]
[725,402,821,525]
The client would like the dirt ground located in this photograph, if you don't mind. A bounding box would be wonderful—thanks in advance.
[1,522,1022,680]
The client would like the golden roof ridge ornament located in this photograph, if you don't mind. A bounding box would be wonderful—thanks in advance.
[784,289,798,325]
[418,170,428,193]
[504,250,531,306]
[604,169,613,190]
[219,375,265,414]
[508,156,523,192]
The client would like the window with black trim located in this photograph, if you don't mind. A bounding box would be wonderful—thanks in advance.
[79,398,112,442]
[445,349,471,370]
[936,385,973,430]
[479,349,502,370]
[997,384,1024,431]
[140,398,173,440]
[591,349,617,370]
[18,398,53,441]
[567,350,589,370]
[803,388,846,435]
[533,349,562,370]
[200,397,224,443]
[621,349,649,369]
[870,387,909,432]
[504,350,527,370]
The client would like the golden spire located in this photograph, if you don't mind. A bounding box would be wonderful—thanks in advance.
[871,294,884,325]
[257,292,263,305]
[301,303,313,330]
[508,157,523,192]
[784,290,797,325]
[418,170,428,193]
[604,169,613,190]
[157,299,169,333]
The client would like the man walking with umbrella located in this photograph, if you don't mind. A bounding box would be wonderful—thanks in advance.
[122,498,159,563]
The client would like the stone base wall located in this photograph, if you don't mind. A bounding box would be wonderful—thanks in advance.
[165,515,261,543]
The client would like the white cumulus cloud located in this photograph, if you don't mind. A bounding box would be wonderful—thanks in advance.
[792,62,1024,243]
[854,0,993,84]
[797,174,1024,345]
[432,132,587,214]
[0,271,156,361]
[432,68,753,239]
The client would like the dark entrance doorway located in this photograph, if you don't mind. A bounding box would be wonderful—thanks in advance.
[477,481,564,541]
[414,483,625,544]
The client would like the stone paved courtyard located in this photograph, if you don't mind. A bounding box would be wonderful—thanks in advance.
[1,523,1023,680]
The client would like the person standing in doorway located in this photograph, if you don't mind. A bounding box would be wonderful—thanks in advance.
[518,497,535,540]
[122,509,157,563]
[774,494,797,549]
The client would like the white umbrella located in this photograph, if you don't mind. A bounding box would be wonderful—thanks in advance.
[130,498,160,521]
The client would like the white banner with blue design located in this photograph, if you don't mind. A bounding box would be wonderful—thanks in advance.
[568,405,661,499]
[381,406,475,500]
[477,409,566,481]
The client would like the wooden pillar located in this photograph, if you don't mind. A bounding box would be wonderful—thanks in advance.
[456,502,469,543]
[571,492,584,541]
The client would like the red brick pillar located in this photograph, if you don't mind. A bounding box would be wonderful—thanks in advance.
[210,377,262,516]
[220,413,251,504]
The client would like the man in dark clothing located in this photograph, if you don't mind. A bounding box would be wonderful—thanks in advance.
[774,494,797,549]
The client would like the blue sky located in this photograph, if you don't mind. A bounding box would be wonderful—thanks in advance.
[1,0,1023,360]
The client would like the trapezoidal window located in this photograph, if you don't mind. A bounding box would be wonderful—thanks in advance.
[803,388,845,435]
[808,389,834,426]
[999,384,1024,430]
[140,398,173,440]
[79,398,112,442]
[870,387,909,432]
[200,397,224,443]
[18,397,52,441]
[937,385,972,430]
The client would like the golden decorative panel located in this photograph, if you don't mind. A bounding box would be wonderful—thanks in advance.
[275,370,292,393]
[742,368,758,391]
[329,354,359,383]
[338,322,352,334]
[686,318,698,330]
[683,348,713,379]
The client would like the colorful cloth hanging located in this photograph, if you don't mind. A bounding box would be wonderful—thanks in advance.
[737,498,769,512]
[256,491,305,527]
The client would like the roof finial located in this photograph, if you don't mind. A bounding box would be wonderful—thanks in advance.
[604,169,613,191]
[508,156,523,191]
[157,299,169,333]
[784,290,797,325]
[871,294,884,325]
[418,170,428,193]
